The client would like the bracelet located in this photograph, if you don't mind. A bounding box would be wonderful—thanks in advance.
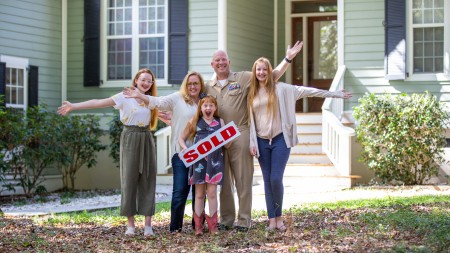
[284,57,292,63]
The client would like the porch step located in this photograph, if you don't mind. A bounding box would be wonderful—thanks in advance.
[253,164,353,189]
[297,124,321,134]
[292,142,323,154]
[287,153,332,164]
[253,163,338,177]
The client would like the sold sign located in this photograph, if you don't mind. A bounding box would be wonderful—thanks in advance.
[180,121,240,167]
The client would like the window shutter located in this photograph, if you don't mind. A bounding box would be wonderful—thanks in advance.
[84,0,101,86]
[169,0,188,84]
[28,65,39,107]
[0,62,5,107]
[384,0,406,80]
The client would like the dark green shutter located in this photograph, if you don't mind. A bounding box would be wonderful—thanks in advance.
[28,65,39,107]
[84,0,101,86]
[384,0,406,80]
[169,0,188,84]
[0,62,5,107]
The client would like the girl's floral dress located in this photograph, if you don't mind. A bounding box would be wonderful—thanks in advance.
[188,117,224,185]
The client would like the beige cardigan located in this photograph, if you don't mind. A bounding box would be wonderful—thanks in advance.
[249,82,344,158]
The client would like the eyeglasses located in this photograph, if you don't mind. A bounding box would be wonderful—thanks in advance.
[139,79,154,84]
[187,82,200,86]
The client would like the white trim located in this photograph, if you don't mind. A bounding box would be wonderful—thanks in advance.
[218,0,227,51]
[337,0,344,67]
[0,55,29,109]
[274,0,278,63]
[100,0,170,88]
[61,0,67,102]
[285,0,292,84]
[405,0,450,81]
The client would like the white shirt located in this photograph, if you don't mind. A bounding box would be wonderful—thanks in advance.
[147,92,197,157]
[111,92,152,127]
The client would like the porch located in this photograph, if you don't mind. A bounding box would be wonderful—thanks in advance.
[155,66,363,189]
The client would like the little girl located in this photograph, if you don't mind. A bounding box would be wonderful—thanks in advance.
[179,95,229,235]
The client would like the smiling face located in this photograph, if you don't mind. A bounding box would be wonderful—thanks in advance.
[187,74,202,99]
[211,50,230,79]
[255,62,269,84]
[134,72,153,93]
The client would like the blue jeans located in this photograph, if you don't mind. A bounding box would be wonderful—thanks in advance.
[169,153,195,232]
[257,134,290,218]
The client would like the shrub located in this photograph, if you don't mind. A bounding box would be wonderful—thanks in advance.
[353,92,449,185]
[108,110,122,168]
[0,105,62,197]
[55,114,106,190]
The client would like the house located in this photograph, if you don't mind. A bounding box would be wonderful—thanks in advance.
[1,0,449,193]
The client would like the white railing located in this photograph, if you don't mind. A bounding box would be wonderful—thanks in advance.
[322,65,355,176]
[154,126,172,174]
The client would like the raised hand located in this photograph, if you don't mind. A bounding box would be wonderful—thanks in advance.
[286,41,303,61]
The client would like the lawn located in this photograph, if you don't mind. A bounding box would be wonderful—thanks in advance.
[0,195,449,252]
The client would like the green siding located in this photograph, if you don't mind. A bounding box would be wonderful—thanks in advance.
[66,0,114,114]
[0,0,62,110]
[343,0,450,110]
[276,0,286,82]
[227,0,274,72]
[188,0,219,80]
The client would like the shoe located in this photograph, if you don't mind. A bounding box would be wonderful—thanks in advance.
[205,212,218,234]
[217,223,231,231]
[276,223,286,232]
[234,226,249,232]
[144,226,154,236]
[265,226,275,232]
[125,226,135,236]
[193,212,204,236]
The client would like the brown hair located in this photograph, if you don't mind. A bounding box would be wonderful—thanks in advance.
[132,68,158,130]
[187,95,219,140]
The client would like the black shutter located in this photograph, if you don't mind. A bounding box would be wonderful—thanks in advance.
[84,0,101,86]
[384,0,406,80]
[0,62,5,107]
[28,65,39,107]
[169,0,188,84]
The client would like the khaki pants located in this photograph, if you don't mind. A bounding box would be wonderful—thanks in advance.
[219,127,254,227]
[119,126,156,217]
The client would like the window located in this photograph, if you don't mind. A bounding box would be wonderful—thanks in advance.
[101,0,168,87]
[0,55,28,110]
[407,0,450,80]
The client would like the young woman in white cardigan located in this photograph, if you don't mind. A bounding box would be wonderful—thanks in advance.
[248,57,351,231]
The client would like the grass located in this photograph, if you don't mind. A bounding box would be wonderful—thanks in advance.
[33,195,450,252]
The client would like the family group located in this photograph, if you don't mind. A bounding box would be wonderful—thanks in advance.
[57,41,351,236]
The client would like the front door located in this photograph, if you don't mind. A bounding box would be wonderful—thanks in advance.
[292,15,337,112]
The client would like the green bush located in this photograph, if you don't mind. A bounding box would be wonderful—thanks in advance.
[353,92,449,185]
[0,103,107,196]
[55,114,106,190]
[0,105,62,197]
[108,110,122,168]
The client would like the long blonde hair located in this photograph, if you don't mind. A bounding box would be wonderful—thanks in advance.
[132,68,158,130]
[179,71,206,105]
[248,57,278,124]
[187,95,219,141]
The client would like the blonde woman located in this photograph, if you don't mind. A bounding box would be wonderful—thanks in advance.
[248,58,351,231]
